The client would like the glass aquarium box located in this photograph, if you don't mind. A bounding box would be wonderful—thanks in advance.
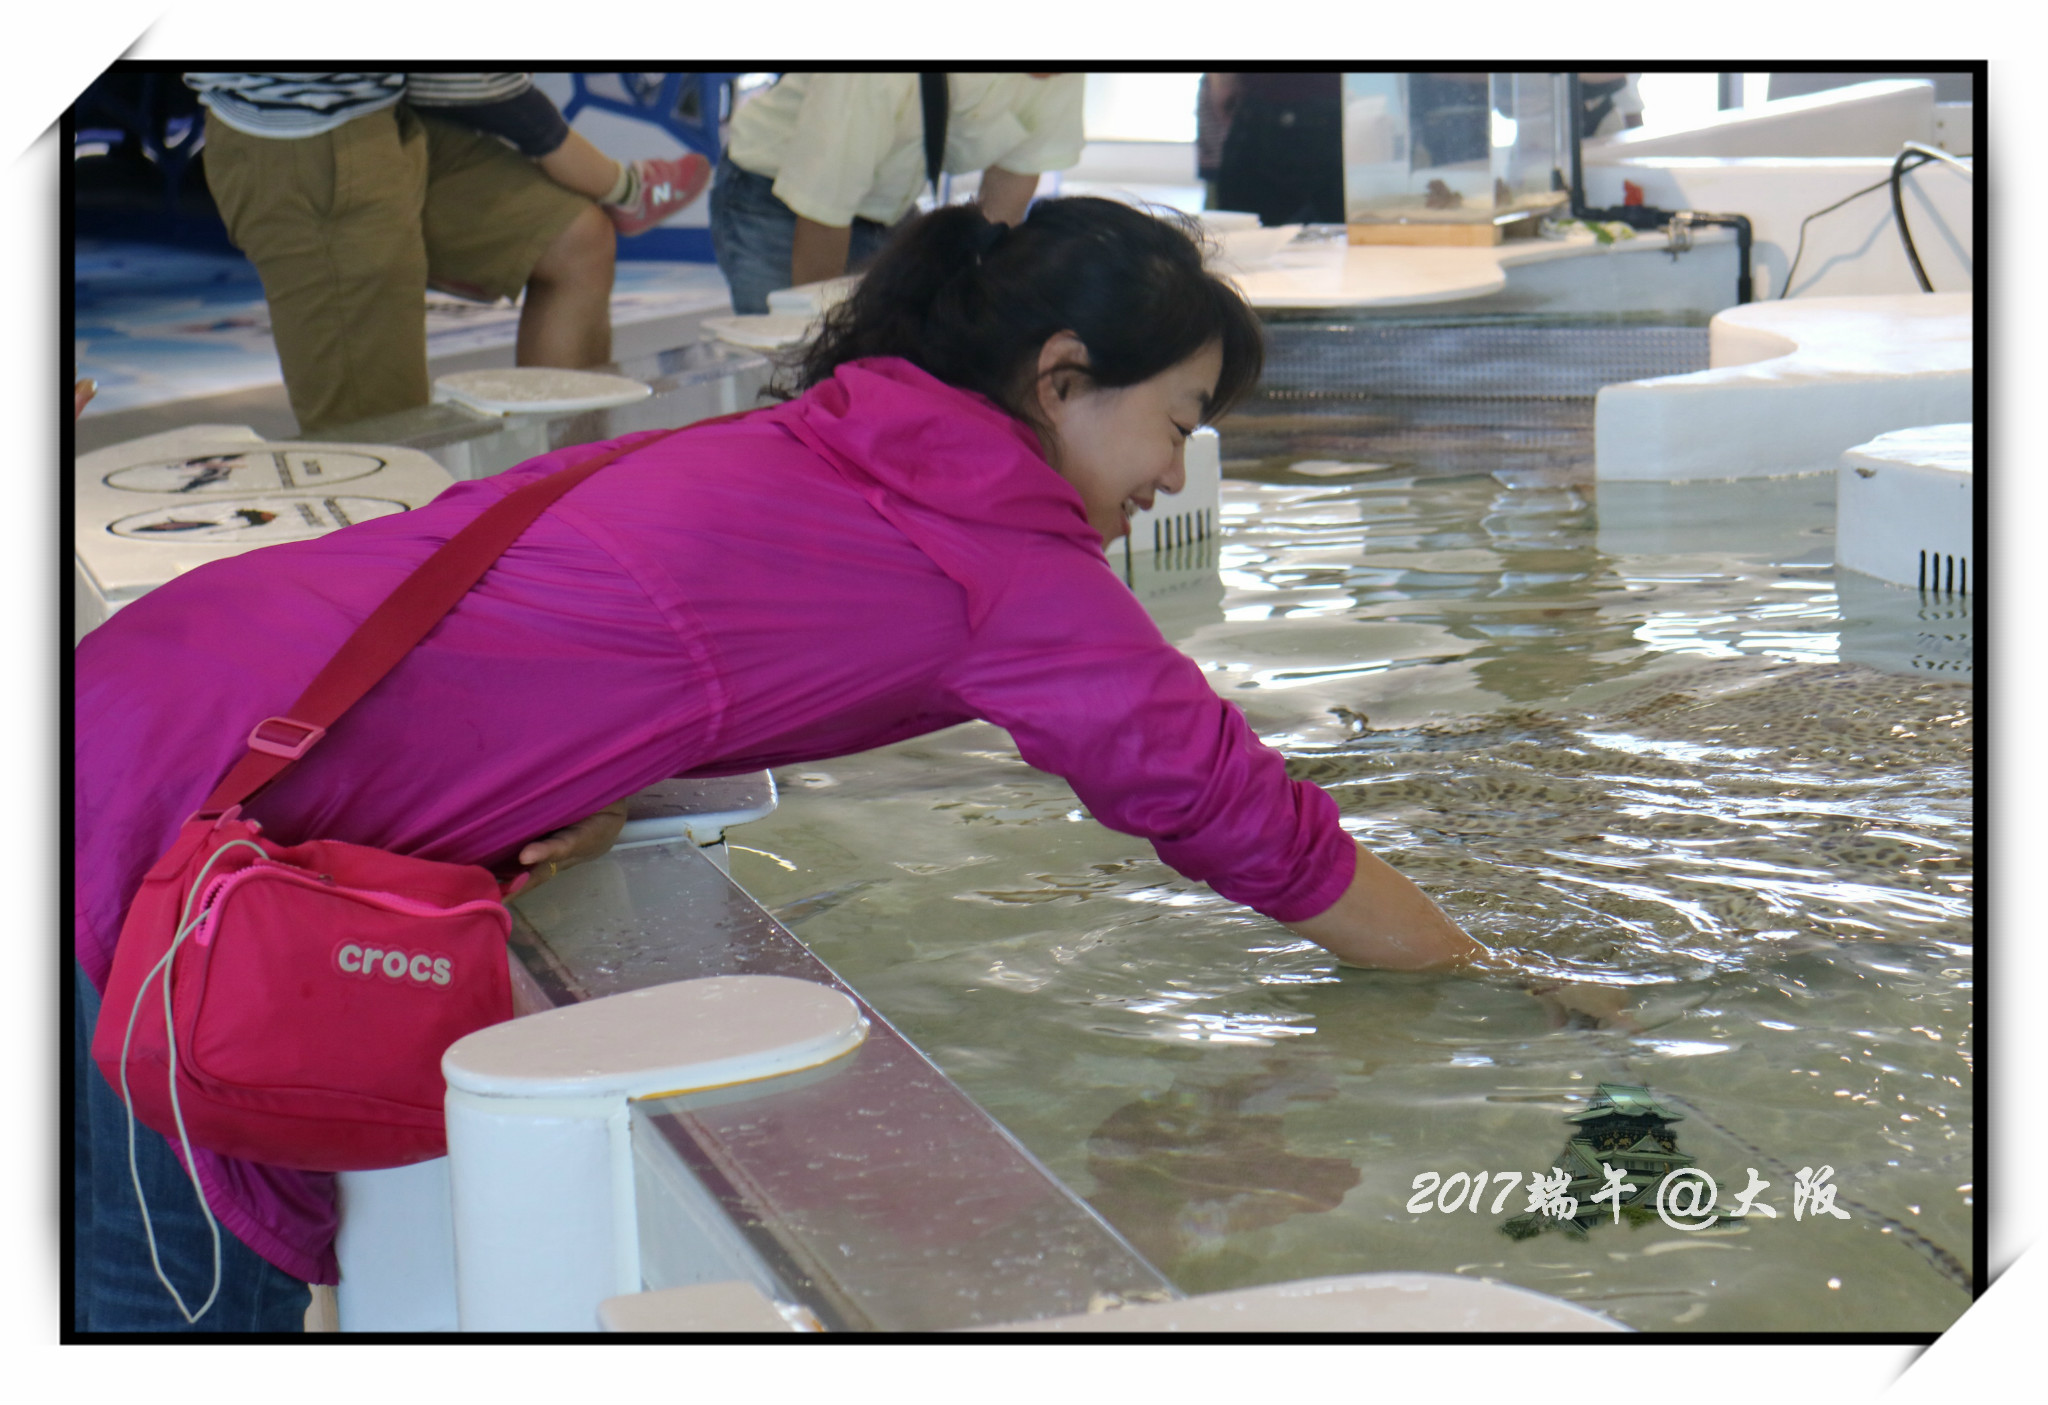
[1342,72,1570,244]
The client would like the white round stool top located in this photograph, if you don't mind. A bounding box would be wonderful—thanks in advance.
[984,1272,1627,1333]
[443,974,867,1100]
[700,313,818,352]
[433,367,653,415]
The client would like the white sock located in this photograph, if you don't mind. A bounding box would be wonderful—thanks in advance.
[601,161,637,207]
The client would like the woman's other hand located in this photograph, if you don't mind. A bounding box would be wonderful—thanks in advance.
[1527,980,1642,1033]
[517,801,630,888]
[75,378,96,419]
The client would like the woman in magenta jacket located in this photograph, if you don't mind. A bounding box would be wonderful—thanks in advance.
[72,196,1478,1329]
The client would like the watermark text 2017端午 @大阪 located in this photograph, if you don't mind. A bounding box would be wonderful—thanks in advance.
[1411,1165,1854,1230]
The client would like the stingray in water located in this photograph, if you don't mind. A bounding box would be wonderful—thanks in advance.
[1084,1059,1361,1278]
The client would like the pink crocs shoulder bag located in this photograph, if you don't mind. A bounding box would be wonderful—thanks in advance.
[92,428,682,1175]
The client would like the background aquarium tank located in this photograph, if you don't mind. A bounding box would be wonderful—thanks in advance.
[1343,72,1569,244]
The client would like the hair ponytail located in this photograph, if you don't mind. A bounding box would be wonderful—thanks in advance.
[777,197,1263,426]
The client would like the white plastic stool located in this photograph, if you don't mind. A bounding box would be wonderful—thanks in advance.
[440,975,867,1331]
[432,367,652,416]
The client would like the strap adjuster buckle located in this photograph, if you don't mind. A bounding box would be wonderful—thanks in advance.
[247,716,326,760]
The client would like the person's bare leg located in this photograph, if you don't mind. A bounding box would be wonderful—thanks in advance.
[517,204,615,367]
[534,131,624,201]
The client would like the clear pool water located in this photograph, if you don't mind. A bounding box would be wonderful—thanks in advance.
[728,389,1973,1333]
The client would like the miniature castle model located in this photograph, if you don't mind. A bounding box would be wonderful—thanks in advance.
[1503,1083,1698,1239]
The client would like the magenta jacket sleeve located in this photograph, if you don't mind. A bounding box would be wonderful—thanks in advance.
[942,544,1357,925]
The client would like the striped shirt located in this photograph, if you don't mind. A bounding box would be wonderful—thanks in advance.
[402,72,534,108]
[184,72,405,137]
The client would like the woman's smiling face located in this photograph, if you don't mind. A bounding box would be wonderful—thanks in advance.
[1034,333,1224,546]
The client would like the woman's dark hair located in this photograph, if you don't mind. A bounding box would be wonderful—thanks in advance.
[778,196,1264,425]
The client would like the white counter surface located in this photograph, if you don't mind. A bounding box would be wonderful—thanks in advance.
[1229,225,1728,310]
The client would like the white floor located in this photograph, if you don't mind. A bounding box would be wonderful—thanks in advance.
[76,244,733,420]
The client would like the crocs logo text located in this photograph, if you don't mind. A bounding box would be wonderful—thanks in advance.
[334,943,452,987]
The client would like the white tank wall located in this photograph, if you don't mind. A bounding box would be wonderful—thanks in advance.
[1586,80,1936,160]
[1595,294,1972,482]
[1934,103,1974,155]
[1837,424,1974,592]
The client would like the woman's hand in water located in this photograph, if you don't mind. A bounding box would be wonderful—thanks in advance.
[1290,842,1487,971]
[1293,849,1642,1031]
[518,801,631,888]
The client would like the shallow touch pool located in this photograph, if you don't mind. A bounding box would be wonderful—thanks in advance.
[727,390,1973,1333]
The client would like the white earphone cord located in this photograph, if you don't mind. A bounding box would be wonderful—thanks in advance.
[115,839,267,1324]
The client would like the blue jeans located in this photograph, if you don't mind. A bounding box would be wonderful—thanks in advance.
[73,965,309,1333]
[708,155,899,314]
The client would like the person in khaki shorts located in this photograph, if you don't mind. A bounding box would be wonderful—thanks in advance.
[192,73,616,435]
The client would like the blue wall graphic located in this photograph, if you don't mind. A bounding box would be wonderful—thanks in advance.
[545,72,744,263]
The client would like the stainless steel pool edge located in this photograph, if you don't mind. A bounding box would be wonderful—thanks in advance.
[508,842,1180,1331]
